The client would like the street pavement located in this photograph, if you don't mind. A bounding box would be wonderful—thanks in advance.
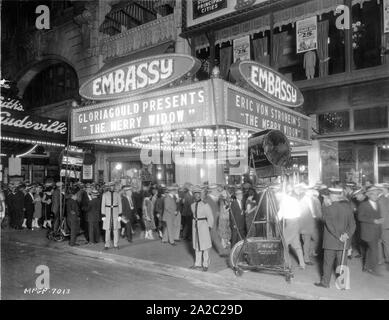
[1,228,389,300]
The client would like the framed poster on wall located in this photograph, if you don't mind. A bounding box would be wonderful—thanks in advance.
[296,16,317,53]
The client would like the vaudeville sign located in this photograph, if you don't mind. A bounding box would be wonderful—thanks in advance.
[230,60,304,108]
[79,54,201,101]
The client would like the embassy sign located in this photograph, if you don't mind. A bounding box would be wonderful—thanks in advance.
[79,54,201,101]
[230,60,304,108]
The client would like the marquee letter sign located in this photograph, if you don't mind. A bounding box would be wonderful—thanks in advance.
[79,54,201,101]
[230,60,304,108]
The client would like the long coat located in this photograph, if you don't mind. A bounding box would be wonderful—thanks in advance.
[24,193,35,217]
[230,199,246,233]
[162,195,177,222]
[322,200,356,250]
[86,197,101,222]
[101,191,122,230]
[358,201,382,242]
[121,194,136,224]
[378,195,389,230]
[191,200,214,251]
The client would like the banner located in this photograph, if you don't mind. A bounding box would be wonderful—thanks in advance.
[192,0,227,20]
[233,35,251,62]
[296,16,317,54]
[385,0,389,33]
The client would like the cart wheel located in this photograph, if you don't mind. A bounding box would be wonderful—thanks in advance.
[229,240,246,269]
[234,268,244,277]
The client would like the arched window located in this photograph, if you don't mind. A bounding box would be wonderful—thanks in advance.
[23,62,79,109]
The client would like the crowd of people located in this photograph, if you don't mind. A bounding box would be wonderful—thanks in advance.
[0,179,388,283]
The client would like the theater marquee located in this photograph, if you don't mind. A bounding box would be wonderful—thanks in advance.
[71,81,210,142]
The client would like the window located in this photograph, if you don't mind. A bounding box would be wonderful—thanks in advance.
[352,1,382,70]
[354,106,388,130]
[318,111,350,133]
[23,63,79,109]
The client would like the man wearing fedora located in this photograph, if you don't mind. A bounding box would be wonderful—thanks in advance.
[358,186,384,276]
[121,186,136,243]
[162,185,178,245]
[377,183,389,267]
[190,186,214,271]
[101,182,122,250]
[315,188,355,288]
[67,188,81,246]
[52,182,65,233]
[181,183,194,241]
[7,183,25,230]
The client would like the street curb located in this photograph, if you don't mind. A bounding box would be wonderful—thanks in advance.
[12,239,330,300]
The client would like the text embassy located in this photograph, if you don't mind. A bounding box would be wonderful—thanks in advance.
[92,59,173,96]
[250,66,297,104]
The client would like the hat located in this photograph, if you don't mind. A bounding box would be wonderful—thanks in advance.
[167,185,178,192]
[192,185,203,194]
[366,186,382,193]
[178,185,185,192]
[207,184,218,190]
[328,187,343,194]
[123,185,132,191]
[352,188,364,197]
[255,184,266,190]
[91,190,100,196]
[56,182,63,187]
[295,182,309,190]
[243,182,251,189]
[183,182,193,190]
[235,190,243,195]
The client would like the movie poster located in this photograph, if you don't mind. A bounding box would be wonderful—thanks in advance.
[296,16,317,53]
[233,35,251,62]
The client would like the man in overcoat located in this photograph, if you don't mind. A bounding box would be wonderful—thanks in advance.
[190,186,214,272]
[67,188,81,246]
[8,183,25,229]
[23,185,35,229]
[86,189,101,244]
[358,186,384,276]
[162,186,178,245]
[230,189,246,248]
[182,183,194,241]
[315,188,356,288]
[121,186,136,242]
[101,182,122,250]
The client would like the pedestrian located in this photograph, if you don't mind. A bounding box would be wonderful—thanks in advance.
[358,186,384,276]
[162,186,178,246]
[42,185,53,229]
[245,187,258,238]
[143,192,155,240]
[377,183,389,268]
[7,183,24,229]
[218,190,231,249]
[297,184,319,266]
[190,186,214,272]
[23,185,35,230]
[52,182,65,233]
[133,187,146,238]
[86,189,101,244]
[314,187,356,288]
[182,183,194,241]
[33,185,43,229]
[230,189,246,248]
[121,186,136,242]
[173,185,182,241]
[277,186,305,270]
[101,182,122,250]
[348,188,366,259]
[80,183,92,242]
[67,188,81,246]
[154,187,165,239]
[204,185,228,257]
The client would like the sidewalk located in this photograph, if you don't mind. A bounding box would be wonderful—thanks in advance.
[2,228,389,300]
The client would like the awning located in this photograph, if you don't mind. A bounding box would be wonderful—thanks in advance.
[97,40,174,73]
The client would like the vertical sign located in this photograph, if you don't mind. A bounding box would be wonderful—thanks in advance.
[82,165,93,180]
[384,0,389,33]
[296,16,318,53]
[233,35,251,62]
